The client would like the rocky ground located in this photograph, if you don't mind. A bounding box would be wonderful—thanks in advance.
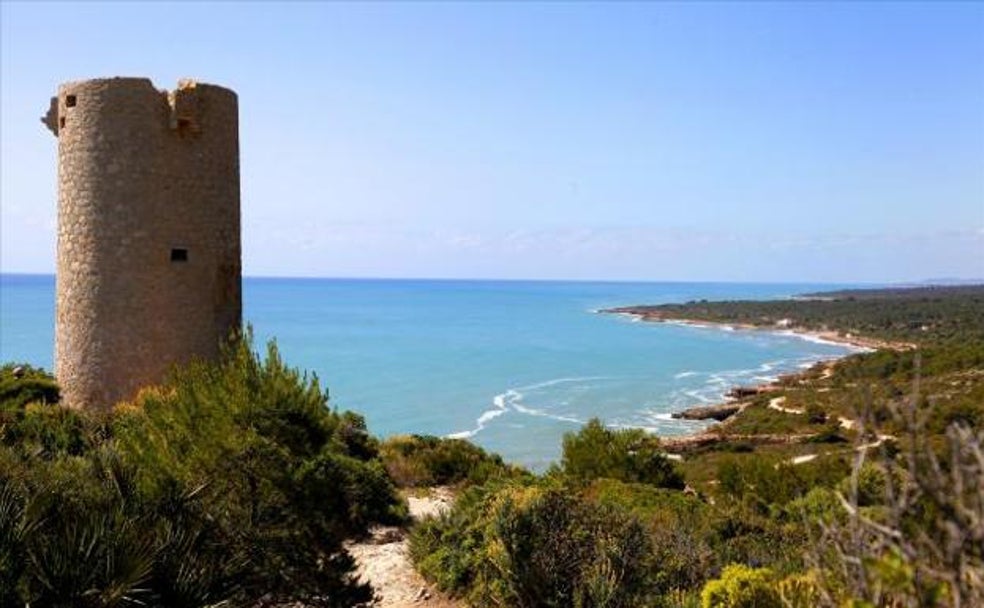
[347,487,462,607]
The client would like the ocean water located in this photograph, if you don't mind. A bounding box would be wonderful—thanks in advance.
[0,275,860,469]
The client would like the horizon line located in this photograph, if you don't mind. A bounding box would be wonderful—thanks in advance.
[2,271,981,287]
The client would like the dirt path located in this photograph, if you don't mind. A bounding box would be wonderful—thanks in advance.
[787,429,895,465]
[767,395,804,415]
[347,488,462,608]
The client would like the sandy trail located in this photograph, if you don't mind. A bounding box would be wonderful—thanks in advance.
[788,429,895,465]
[347,488,461,608]
[767,395,804,415]
[790,454,819,465]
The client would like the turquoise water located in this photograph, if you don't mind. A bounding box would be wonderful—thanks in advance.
[0,275,859,469]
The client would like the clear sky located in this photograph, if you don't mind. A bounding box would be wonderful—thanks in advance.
[2,1,982,282]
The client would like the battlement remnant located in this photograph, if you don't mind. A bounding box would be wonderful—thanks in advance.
[44,77,241,409]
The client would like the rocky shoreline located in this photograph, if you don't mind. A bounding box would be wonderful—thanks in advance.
[671,402,744,421]
[599,307,900,450]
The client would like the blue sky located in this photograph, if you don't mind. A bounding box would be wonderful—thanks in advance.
[2,1,982,282]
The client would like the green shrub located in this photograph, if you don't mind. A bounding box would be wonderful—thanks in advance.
[717,454,849,507]
[806,422,849,444]
[494,486,655,607]
[0,363,60,413]
[700,564,782,608]
[411,481,657,607]
[587,479,716,595]
[785,487,843,525]
[839,462,888,508]
[561,418,684,489]
[379,434,521,487]
[2,402,94,457]
[805,403,828,425]
[775,572,823,608]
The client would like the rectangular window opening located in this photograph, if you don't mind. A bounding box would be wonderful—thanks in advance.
[170,248,188,262]
[59,116,66,129]
[65,95,77,108]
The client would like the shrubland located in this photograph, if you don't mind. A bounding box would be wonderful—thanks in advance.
[0,336,403,607]
[378,433,523,488]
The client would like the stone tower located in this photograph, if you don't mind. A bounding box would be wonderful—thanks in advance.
[42,77,241,409]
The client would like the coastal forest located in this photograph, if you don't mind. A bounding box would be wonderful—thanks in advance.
[1,286,982,607]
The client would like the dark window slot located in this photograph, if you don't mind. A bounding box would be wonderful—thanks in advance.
[170,248,188,262]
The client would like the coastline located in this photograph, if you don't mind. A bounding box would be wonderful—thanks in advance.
[602,308,908,452]
[604,307,910,352]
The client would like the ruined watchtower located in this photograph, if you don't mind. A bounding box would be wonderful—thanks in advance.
[43,77,241,409]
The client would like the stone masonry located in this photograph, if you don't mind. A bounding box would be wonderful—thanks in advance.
[43,77,241,409]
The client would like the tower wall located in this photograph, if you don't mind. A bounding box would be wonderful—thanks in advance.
[45,77,241,409]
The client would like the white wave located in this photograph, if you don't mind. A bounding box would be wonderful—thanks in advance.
[446,389,517,439]
[664,319,714,330]
[518,376,611,392]
[478,407,507,426]
[608,311,643,323]
[446,430,475,439]
[512,399,583,425]
[674,371,699,379]
[773,329,871,352]
[684,389,716,404]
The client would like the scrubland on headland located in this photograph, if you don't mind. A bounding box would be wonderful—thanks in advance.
[1,285,983,607]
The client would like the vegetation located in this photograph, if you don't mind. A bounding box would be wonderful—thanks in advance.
[609,285,984,347]
[700,565,782,608]
[412,480,658,608]
[560,418,685,489]
[409,422,813,607]
[2,284,981,607]
[0,336,404,607]
[379,433,523,487]
[0,363,59,412]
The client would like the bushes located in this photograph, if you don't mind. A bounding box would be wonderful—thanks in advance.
[700,564,781,608]
[0,336,405,607]
[587,479,717,596]
[561,418,684,489]
[412,482,657,607]
[379,434,521,487]
[2,449,167,607]
[810,417,984,607]
[0,363,59,413]
[700,565,821,608]
[716,454,849,507]
[409,420,692,607]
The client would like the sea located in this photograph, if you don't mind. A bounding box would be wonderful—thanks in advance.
[0,274,863,470]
